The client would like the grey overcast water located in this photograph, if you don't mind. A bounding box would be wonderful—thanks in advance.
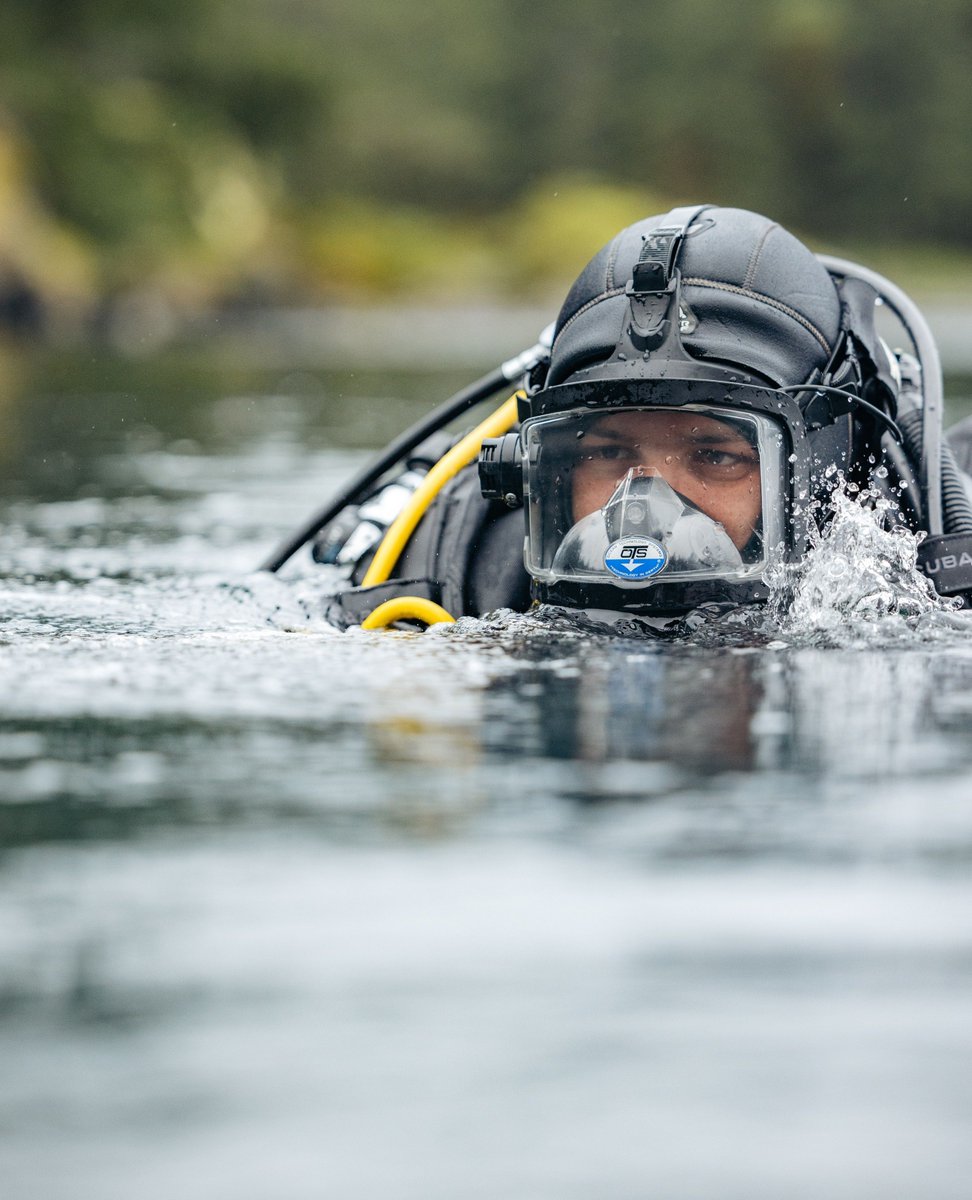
[2,341,972,1199]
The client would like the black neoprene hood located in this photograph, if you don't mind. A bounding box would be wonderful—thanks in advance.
[546,206,843,389]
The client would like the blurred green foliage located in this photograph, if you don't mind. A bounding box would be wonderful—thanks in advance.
[2,0,972,322]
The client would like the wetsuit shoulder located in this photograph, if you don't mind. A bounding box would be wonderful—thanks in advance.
[394,462,531,617]
[325,462,530,626]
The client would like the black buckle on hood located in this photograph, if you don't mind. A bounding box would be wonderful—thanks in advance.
[623,227,689,353]
[628,225,687,294]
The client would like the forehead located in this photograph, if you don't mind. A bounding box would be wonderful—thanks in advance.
[586,409,750,442]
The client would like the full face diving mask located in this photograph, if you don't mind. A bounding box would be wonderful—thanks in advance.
[523,399,791,609]
[481,379,818,615]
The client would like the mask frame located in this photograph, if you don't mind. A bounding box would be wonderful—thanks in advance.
[524,400,788,590]
[519,378,810,615]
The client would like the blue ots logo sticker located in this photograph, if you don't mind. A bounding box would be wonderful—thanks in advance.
[604,536,667,580]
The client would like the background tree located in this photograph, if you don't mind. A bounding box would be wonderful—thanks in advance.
[2,0,971,317]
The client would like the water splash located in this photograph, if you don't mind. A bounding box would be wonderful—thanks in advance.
[765,481,959,639]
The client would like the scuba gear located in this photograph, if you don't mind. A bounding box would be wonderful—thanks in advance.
[553,472,745,581]
[360,596,456,630]
[312,465,430,571]
[817,253,972,592]
[258,325,553,573]
[263,205,972,627]
[318,460,530,629]
[533,404,785,583]
[484,207,835,616]
[479,206,972,615]
[509,378,809,616]
[359,395,520,589]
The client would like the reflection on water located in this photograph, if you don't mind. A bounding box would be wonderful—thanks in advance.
[479,639,962,783]
[2,347,972,1199]
[481,648,759,776]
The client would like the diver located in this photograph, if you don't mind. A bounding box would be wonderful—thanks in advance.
[261,205,972,629]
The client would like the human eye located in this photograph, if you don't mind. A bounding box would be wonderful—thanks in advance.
[699,448,739,467]
[691,445,759,479]
[593,444,628,461]
[582,441,637,467]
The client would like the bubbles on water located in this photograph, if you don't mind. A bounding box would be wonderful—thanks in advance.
[764,476,960,642]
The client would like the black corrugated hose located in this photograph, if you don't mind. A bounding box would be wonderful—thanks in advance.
[897,408,972,535]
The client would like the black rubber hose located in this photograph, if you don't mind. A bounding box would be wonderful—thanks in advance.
[258,364,511,572]
[897,409,972,535]
[260,321,554,573]
[942,444,972,535]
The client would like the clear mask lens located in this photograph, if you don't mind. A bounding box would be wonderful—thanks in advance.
[524,404,786,589]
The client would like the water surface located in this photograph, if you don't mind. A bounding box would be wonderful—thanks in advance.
[2,344,972,1199]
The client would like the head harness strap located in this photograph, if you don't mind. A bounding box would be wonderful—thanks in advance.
[628,205,712,294]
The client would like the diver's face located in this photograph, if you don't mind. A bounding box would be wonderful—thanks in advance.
[571,410,762,549]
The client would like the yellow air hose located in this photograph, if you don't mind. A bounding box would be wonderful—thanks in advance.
[356,392,520,630]
[360,393,521,590]
[360,597,456,630]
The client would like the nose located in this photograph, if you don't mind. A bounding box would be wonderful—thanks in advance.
[635,451,705,502]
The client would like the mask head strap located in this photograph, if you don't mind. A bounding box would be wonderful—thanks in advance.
[620,208,714,365]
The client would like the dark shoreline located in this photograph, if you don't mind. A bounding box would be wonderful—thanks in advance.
[5,295,971,374]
